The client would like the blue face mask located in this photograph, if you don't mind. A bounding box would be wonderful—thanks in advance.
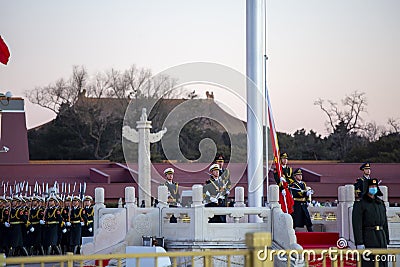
[369,187,378,195]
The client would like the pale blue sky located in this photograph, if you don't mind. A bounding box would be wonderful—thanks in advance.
[1,0,399,135]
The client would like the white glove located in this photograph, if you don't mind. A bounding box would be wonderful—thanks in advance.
[88,227,93,233]
[62,228,67,234]
[40,220,45,225]
[280,177,286,183]
[226,190,230,195]
[281,189,286,196]
[306,190,313,196]
[81,221,85,226]
[210,197,218,203]
[30,227,35,233]
[356,245,365,249]
[4,222,10,228]
[66,222,71,227]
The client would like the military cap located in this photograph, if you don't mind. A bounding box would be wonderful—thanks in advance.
[65,196,73,201]
[72,196,81,202]
[83,195,93,201]
[293,168,303,176]
[367,178,379,186]
[31,196,41,202]
[215,154,225,163]
[47,195,58,203]
[0,196,7,202]
[280,152,288,159]
[23,196,31,202]
[209,163,220,172]
[164,167,174,175]
[12,196,21,201]
[6,196,12,201]
[360,162,371,170]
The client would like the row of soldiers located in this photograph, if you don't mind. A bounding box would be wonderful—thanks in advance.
[0,194,94,257]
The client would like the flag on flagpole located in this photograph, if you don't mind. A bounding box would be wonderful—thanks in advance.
[0,35,11,65]
[266,89,294,214]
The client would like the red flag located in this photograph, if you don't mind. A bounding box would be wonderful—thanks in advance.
[266,89,294,214]
[0,35,11,65]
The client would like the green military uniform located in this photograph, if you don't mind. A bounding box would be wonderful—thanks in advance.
[27,197,45,255]
[82,196,94,237]
[354,163,371,199]
[352,178,389,267]
[69,198,87,254]
[163,181,180,206]
[43,197,63,255]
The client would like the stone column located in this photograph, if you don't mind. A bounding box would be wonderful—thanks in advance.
[191,184,203,207]
[158,185,169,207]
[125,187,136,208]
[94,187,106,232]
[234,187,246,207]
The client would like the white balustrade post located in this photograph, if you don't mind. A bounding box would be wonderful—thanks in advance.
[234,187,246,207]
[158,185,169,207]
[191,185,203,207]
[94,187,106,232]
[125,187,136,208]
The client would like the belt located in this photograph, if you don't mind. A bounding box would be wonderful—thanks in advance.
[31,222,40,225]
[87,220,93,223]
[47,221,59,224]
[9,221,23,225]
[365,226,383,231]
[71,221,81,224]
[293,198,306,202]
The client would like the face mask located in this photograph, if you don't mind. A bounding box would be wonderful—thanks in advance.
[369,187,378,195]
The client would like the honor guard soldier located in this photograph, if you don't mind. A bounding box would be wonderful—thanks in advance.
[42,196,64,255]
[215,155,232,206]
[0,196,10,255]
[274,152,294,186]
[8,196,29,256]
[289,169,313,232]
[273,152,295,214]
[163,168,181,207]
[61,196,72,254]
[354,163,372,200]
[352,178,389,267]
[82,196,94,237]
[203,164,228,223]
[27,196,45,255]
[68,196,87,254]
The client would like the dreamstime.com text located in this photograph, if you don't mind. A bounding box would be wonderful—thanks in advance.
[257,247,397,263]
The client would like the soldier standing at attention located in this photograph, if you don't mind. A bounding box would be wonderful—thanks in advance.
[289,169,313,232]
[354,163,372,199]
[215,155,231,206]
[352,178,389,267]
[82,196,94,237]
[7,197,29,256]
[273,152,295,214]
[163,168,181,207]
[0,197,10,255]
[61,196,72,254]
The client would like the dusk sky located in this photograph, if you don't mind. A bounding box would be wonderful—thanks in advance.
[1,0,399,136]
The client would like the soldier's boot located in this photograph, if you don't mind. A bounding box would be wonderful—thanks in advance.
[54,245,62,255]
[20,246,29,256]
[46,245,53,255]
[307,225,313,232]
[38,245,45,256]
[73,245,80,255]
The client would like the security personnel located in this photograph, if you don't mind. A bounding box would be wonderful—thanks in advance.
[8,196,29,256]
[68,196,87,254]
[354,163,372,199]
[27,196,45,255]
[82,196,94,237]
[43,196,64,255]
[289,169,313,232]
[215,155,232,206]
[352,178,389,267]
[163,168,181,207]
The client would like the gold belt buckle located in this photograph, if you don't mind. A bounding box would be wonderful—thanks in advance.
[375,226,381,230]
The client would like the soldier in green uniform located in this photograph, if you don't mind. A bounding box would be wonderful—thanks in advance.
[82,196,94,237]
[68,196,87,254]
[8,196,29,256]
[163,168,181,207]
[27,196,45,255]
[43,196,64,255]
[354,163,372,199]
[60,196,72,254]
[0,196,9,255]
[273,152,294,187]
[352,178,389,267]
[289,169,313,232]
[215,155,231,206]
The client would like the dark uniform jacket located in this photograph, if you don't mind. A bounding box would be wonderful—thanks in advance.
[354,175,371,199]
[69,206,87,245]
[273,165,294,190]
[290,180,312,228]
[82,206,94,237]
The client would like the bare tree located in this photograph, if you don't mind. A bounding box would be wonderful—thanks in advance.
[314,91,368,134]
[25,65,177,160]
[388,118,400,133]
